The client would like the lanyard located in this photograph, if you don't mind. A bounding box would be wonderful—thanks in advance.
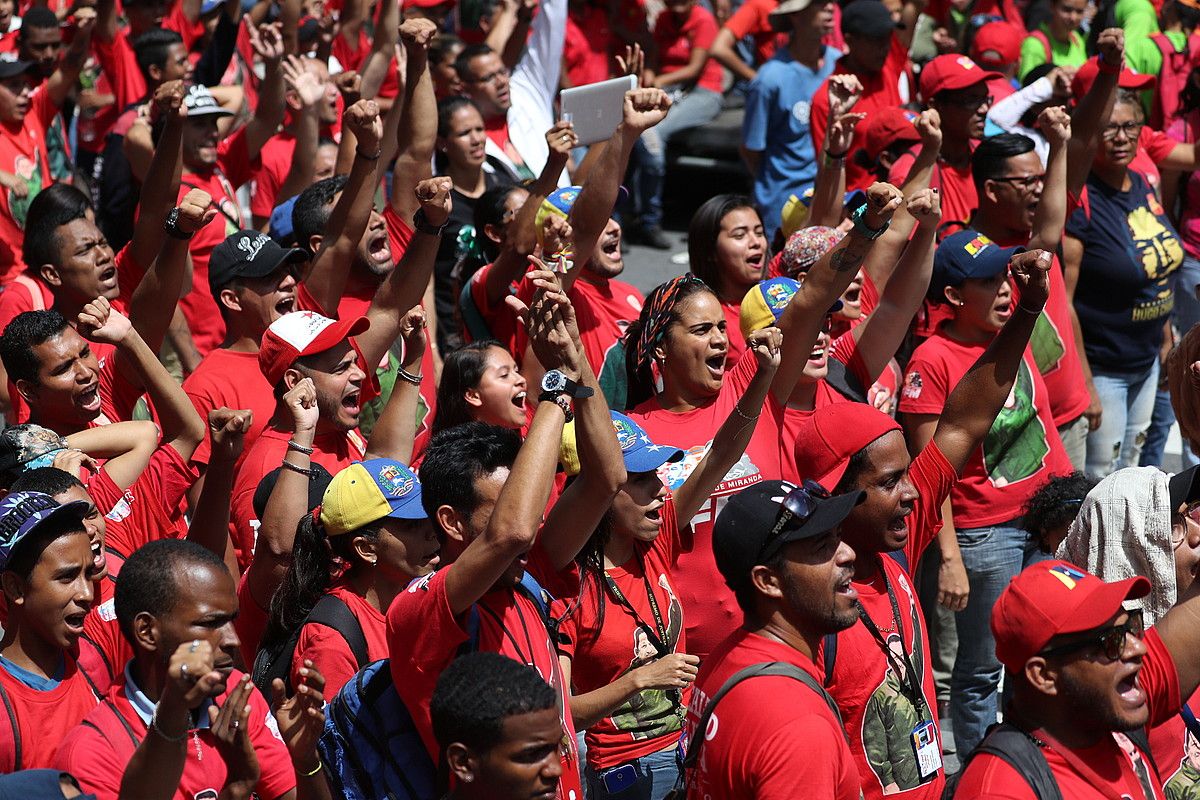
[477,600,537,667]
[1032,727,1158,800]
[603,568,670,658]
[854,567,926,716]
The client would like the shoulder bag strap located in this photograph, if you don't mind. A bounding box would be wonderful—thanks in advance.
[307,594,370,669]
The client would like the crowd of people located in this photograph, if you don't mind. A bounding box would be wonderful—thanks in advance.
[0,0,1192,795]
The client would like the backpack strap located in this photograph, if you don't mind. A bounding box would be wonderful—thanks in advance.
[953,723,1062,800]
[1031,29,1051,62]
[307,594,370,669]
[0,682,20,772]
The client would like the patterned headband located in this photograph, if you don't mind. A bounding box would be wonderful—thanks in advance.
[630,274,706,373]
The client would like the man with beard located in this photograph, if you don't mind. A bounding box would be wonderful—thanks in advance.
[680,479,865,798]
[953,559,1200,798]
[55,539,331,800]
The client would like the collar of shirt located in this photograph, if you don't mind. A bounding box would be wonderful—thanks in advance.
[124,661,214,730]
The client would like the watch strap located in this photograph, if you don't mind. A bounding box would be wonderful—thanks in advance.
[412,208,447,236]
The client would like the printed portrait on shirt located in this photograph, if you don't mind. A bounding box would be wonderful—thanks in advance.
[981,360,1051,487]
[608,573,685,741]
[860,575,936,794]
[1127,201,1183,282]
[8,153,39,228]
[1164,730,1200,800]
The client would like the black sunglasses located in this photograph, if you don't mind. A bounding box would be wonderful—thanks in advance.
[1038,609,1145,662]
[758,480,831,562]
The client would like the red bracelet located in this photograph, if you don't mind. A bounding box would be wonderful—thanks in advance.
[1097,59,1121,75]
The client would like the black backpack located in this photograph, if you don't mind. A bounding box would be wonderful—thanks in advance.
[251,594,369,697]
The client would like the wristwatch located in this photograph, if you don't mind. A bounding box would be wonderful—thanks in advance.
[850,202,889,241]
[163,207,194,240]
[538,369,593,403]
[412,208,448,237]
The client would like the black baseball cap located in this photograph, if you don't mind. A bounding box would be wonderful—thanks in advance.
[209,230,308,294]
[713,480,864,591]
[253,462,335,520]
[1170,465,1200,511]
[0,54,32,81]
[842,0,900,38]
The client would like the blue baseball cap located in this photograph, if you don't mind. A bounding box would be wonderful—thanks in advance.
[0,492,90,570]
[560,411,684,476]
[270,196,300,245]
[931,228,1023,300]
[319,458,426,536]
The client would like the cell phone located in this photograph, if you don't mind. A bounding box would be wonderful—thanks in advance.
[600,763,638,794]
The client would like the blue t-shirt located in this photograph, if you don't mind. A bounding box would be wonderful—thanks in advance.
[743,46,840,240]
[1066,170,1184,373]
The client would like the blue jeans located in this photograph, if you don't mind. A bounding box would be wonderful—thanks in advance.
[1140,386,1175,468]
[1086,360,1159,478]
[635,87,723,229]
[951,522,1047,757]
[584,742,681,800]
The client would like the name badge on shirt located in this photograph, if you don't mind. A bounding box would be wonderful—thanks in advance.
[911,720,942,780]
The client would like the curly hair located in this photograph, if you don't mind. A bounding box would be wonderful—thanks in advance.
[1023,471,1095,553]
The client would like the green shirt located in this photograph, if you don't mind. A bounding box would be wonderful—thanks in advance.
[1117,0,1161,41]
[1019,22,1088,79]
[1127,28,1188,79]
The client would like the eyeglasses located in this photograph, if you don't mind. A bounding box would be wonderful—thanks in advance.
[1171,501,1200,547]
[940,93,993,109]
[1038,609,1145,662]
[1101,121,1143,141]
[991,173,1045,191]
[467,66,510,85]
[758,480,831,561]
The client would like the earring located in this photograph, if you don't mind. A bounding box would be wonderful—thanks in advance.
[463,775,474,783]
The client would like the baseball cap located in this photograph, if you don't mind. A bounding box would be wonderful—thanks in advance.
[0,770,97,800]
[930,229,1022,300]
[209,230,308,293]
[252,462,334,520]
[739,277,844,338]
[0,424,70,489]
[199,0,223,14]
[841,0,898,39]
[780,190,865,240]
[258,310,370,386]
[793,402,902,491]
[269,196,300,245]
[319,459,427,536]
[991,560,1150,674]
[781,225,847,276]
[535,186,581,244]
[862,107,921,161]
[560,411,683,477]
[920,54,1003,101]
[1070,56,1157,98]
[184,84,235,118]
[769,0,813,18]
[971,21,1024,69]
[0,492,90,571]
[1170,465,1200,511]
[713,480,864,590]
[0,54,32,80]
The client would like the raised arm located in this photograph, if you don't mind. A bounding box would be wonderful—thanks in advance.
[808,76,864,229]
[127,82,186,275]
[674,327,781,523]
[389,18,439,225]
[363,308,428,464]
[1067,29,1122,195]
[64,421,159,490]
[771,182,904,405]
[188,408,252,573]
[442,287,576,615]
[45,10,94,108]
[528,268,625,571]
[257,57,325,228]
[300,99,384,315]
[486,0,536,70]
[1028,106,1071,253]
[243,22,288,160]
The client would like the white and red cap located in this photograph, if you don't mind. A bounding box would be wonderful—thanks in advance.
[258,310,370,386]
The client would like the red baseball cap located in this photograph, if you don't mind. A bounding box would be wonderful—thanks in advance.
[971,21,1024,69]
[1070,56,1157,98]
[862,107,921,160]
[920,54,1003,101]
[991,560,1150,675]
[793,403,902,491]
[258,310,370,386]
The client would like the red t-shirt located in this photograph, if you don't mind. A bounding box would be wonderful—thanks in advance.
[890,145,979,230]
[628,348,786,659]
[56,669,296,800]
[230,425,369,570]
[81,575,127,696]
[235,574,271,668]
[564,3,614,87]
[179,126,258,356]
[291,582,389,697]
[86,32,143,156]
[954,627,1179,799]
[683,628,862,798]
[0,86,57,281]
[816,442,956,800]
[0,654,100,771]
[557,496,690,770]
[87,445,196,560]
[183,348,276,468]
[723,0,787,66]
[250,131,297,221]
[899,332,1072,529]
[811,36,916,192]
[386,561,584,800]
[463,260,522,350]
[1149,688,1200,787]
[653,4,723,94]
[721,300,746,370]
[1129,127,1178,193]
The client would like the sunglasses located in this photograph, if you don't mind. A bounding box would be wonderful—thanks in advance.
[1038,609,1144,662]
[758,480,831,562]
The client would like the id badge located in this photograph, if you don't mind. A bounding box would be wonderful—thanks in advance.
[911,720,942,780]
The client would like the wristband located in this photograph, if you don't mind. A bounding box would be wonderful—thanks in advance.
[397,367,423,385]
[301,760,323,777]
[1016,302,1043,316]
[412,208,448,236]
[547,394,573,422]
[150,706,190,743]
[1097,58,1121,75]
[850,202,889,240]
[286,439,314,455]
[356,148,381,161]
[281,459,315,477]
[825,148,849,159]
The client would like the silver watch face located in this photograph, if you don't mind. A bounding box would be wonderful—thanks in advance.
[542,370,566,393]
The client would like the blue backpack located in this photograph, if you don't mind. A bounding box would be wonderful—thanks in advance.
[317,572,554,800]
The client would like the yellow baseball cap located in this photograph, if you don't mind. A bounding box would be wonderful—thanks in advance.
[319,458,426,537]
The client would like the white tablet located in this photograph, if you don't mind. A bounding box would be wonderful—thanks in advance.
[561,75,638,146]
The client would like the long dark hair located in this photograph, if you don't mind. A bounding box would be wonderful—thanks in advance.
[622,275,717,410]
[434,95,482,172]
[431,340,506,434]
[259,515,381,655]
[687,194,765,296]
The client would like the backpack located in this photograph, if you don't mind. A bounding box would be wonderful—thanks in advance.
[821,550,910,686]
[251,594,369,698]
[317,571,553,800]
[1150,33,1200,130]
[944,721,1158,799]
[665,661,848,800]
